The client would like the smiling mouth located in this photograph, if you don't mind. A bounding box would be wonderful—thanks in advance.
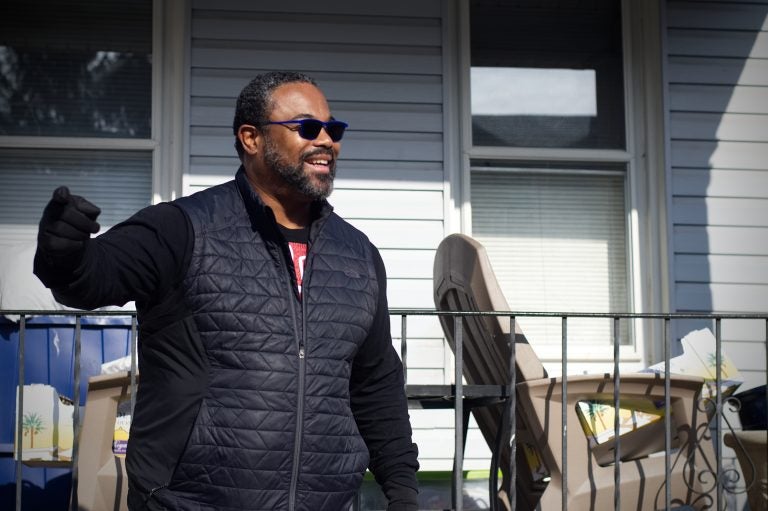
[304,155,333,172]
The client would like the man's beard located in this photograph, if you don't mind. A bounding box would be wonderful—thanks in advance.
[263,137,335,200]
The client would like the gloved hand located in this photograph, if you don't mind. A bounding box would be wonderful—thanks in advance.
[37,186,101,258]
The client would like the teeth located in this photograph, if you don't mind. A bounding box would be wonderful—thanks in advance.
[308,159,329,165]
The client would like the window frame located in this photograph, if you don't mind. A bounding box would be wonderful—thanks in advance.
[0,0,187,205]
[448,0,670,365]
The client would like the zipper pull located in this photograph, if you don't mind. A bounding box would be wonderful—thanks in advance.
[299,346,305,359]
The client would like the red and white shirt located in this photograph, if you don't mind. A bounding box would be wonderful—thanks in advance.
[287,241,307,297]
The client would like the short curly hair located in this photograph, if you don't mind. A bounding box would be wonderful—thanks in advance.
[232,71,318,160]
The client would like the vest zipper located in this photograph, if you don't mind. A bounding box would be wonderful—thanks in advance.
[286,253,307,511]
[289,341,305,511]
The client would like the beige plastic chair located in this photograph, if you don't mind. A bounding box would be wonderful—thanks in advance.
[433,233,717,510]
[723,430,767,511]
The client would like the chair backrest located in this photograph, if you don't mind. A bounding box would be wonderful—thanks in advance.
[433,233,547,384]
[433,233,549,510]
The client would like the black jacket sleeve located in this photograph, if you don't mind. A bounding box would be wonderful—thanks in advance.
[33,203,192,312]
[350,245,419,510]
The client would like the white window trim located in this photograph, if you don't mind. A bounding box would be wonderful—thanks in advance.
[153,0,188,204]
[441,0,463,236]
[446,0,670,365]
[0,0,187,205]
[0,137,157,151]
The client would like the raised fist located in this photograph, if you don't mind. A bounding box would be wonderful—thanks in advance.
[37,186,101,255]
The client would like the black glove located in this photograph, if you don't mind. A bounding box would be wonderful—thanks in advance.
[35,187,101,284]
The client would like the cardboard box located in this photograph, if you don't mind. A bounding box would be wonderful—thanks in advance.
[576,398,664,445]
[78,372,136,511]
[644,327,743,398]
[14,383,74,465]
[113,398,131,457]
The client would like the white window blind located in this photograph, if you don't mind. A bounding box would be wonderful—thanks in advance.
[0,148,152,248]
[471,169,629,346]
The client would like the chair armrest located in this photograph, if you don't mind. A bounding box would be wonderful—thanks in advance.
[517,372,708,468]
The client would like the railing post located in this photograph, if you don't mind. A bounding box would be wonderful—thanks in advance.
[508,316,516,511]
[613,316,621,511]
[130,315,138,417]
[715,318,723,511]
[15,314,26,511]
[69,315,82,511]
[561,316,568,511]
[453,315,464,511]
[664,317,672,510]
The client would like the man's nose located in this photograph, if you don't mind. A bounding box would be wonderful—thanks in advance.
[313,125,335,147]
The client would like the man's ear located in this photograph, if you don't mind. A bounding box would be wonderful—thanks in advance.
[237,125,261,155]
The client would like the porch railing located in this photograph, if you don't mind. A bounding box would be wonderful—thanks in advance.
[392,310,768,511]
[3,309,767,511]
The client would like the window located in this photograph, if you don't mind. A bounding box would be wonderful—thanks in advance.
[464,0,639,353]
[0,0,154,248]
[469,0,625,149]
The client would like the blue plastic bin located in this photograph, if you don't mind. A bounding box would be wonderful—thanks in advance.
[0,315,134,510]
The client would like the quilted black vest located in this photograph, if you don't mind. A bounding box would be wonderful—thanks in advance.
[159,178,377,510]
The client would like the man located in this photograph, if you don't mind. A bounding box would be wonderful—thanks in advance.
[34,71,420,510]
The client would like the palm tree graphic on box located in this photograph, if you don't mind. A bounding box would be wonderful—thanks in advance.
[22,412,46,449]
[706,353,729,378]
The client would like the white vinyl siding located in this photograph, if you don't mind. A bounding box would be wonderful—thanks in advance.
[664,5,768,508]
[665,0,768,391]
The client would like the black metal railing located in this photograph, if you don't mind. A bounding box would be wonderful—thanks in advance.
[3,309,767,511]
[392,310,768,511]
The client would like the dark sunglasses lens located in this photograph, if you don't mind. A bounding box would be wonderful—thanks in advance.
[298,120,323,140]
[294,120,346,141]
[326,122,346,142]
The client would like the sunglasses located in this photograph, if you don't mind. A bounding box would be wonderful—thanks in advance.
[264,119,348,142]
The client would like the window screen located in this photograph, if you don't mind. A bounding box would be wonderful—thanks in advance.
[0,0,152,138]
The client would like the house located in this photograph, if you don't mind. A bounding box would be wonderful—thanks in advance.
[1,0,766,490]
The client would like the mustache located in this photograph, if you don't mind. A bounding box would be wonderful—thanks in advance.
[302,148,334,160]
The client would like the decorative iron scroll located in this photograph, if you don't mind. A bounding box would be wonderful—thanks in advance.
[681,394,761,509]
